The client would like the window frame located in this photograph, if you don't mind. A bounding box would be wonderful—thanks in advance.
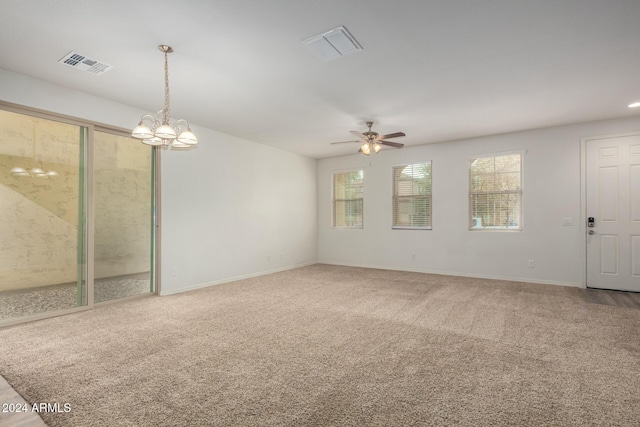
[332,169,364,229]
[392,161,433,230]
[468,151,524,231]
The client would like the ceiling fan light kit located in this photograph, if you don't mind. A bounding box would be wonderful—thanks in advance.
[131,45,198,150]
[331,121,405,156]
[360,141,382,156]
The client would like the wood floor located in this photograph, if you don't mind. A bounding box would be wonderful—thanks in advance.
[581,287,640,309]
[0,376,46,427]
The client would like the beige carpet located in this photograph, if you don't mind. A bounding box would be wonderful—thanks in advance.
[0,264,639,426]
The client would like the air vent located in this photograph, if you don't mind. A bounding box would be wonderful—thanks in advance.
[303,26,363,61]
[58,51,113,75]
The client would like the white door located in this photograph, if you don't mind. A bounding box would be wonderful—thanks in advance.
[586,133,640,291]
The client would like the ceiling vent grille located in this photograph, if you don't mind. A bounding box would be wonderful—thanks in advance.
[58,51,113,75]
[303,26,363,61]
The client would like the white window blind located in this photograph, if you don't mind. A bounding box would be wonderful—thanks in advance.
[469,153,522,230]
[392,162,432,229]
[333,170,364,228]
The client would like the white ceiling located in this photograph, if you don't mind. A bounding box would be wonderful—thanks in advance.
[1,0,640,159]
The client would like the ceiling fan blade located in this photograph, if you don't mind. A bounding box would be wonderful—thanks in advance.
[330,140,361,145]
[379,140,404,148]
[350,130,365,138]
[377,132,406,140]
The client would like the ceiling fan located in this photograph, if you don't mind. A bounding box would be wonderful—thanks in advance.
[331,121,405,155]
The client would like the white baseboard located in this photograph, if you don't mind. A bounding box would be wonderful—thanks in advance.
[318,261,583,288]
[161,260,583,296]
[159,261,317,296]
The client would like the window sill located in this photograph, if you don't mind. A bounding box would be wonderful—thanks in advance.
[468,227,522,232]
[392,226,432,230]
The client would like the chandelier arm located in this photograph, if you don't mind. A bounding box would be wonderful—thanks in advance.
[141,114,157,126]
[174,118,189,132]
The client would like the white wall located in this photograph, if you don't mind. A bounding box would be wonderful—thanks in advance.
[0,69,318,295]
[160,124,318,294]
[318,116,640,287]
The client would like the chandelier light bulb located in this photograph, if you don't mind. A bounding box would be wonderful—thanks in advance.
[174,119,198,145]
[132,122,154,139]
[171,140,191,149]
[142,137,164,146]
[154,123,177,140]
[177,131,198,145]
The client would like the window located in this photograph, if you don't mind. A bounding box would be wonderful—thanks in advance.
[393,162,432,229]
[469,153,522,230]
[333,170,364,228]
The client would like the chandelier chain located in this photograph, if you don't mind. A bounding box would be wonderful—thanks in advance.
[163,50,170,125]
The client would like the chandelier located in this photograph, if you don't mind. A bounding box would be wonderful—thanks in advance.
[11,121,58,178]
[131,45,198,149]
[10,167,58,178]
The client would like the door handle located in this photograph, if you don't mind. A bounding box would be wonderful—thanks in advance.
[588,230,595,235]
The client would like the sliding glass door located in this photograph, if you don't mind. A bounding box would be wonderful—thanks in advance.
[0,109,88,321]
[94,130,155,302]
[0,106,156,324]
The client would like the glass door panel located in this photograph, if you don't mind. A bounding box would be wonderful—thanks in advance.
[0,110,87,321]
[93,130,154,302]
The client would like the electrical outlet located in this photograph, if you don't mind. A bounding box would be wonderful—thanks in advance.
[411,254,416,260]
[528,259,535,268]
[562,217,573,226]
[170,267,178,277]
